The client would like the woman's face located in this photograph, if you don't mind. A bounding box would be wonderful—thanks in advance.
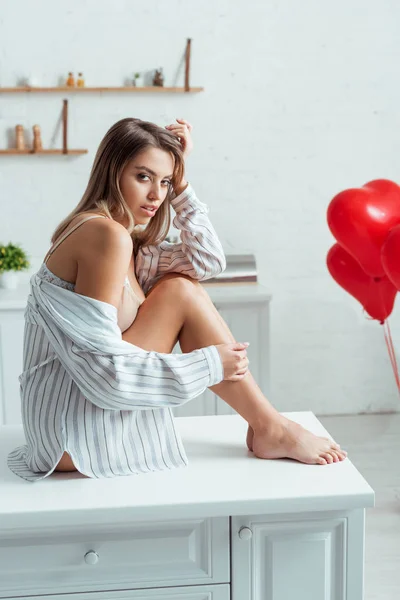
[119,147,174,225]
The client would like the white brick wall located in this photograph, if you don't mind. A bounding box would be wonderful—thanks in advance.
[1,0,399,415]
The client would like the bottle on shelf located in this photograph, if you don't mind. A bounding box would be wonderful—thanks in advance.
[77,73,85,87]
[66,72,75,87]
[32,125,43,152]
[15,125,25,150]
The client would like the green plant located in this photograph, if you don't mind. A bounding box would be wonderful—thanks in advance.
[0,243,30,273]
[134,72,141,79]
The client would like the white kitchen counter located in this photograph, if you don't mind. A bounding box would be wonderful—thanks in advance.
[0,413,375,599]
[0,412,373,528]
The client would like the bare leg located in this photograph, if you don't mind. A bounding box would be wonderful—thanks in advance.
[123,274,346,465]
[178,284,347,465]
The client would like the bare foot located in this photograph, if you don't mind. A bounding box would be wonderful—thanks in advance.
[246,424,255,452]
[247,419,347,465]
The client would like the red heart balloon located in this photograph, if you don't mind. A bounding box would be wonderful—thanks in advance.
[327,179,400,277]
[327,243,397,322]
[382,224,400,290]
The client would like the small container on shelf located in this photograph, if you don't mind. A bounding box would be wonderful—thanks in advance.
[152,68,164,87]
[77,73,85,87]
[66,72,75,87]
[25,75,40,87]
[15,125,25,150]
[32,125,43,151]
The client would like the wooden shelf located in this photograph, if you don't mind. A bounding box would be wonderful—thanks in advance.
[0,86,204,93]
[0,40,199,160]
[0,149,88,155]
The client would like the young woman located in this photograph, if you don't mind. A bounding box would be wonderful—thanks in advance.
[8,117,346,482]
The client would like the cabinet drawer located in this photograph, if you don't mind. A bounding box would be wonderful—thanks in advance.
[1,584,230,600]
[0,517,230,598]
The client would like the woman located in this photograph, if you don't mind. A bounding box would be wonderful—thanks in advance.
[7,117,346,482]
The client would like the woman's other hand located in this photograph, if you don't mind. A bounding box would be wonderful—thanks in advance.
[215,342,250,382]
[165,118,193,160]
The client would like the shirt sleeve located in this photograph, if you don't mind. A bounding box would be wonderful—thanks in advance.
[138,183,226,294]
[29,278,225,412]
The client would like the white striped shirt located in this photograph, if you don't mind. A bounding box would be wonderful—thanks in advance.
[7,183,226,482]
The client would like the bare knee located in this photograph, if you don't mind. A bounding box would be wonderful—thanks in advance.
[147,273,202,302]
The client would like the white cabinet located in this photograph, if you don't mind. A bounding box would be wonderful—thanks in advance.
[0,518,229,597]
[0,283,271,425]
[0,413,374,600]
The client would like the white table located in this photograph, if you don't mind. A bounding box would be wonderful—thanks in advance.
[0,412,374,600]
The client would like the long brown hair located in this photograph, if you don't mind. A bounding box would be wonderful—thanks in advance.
[51,117,185,256]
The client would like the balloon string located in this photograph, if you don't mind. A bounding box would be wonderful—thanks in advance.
[383,319,400,396]
[361,279,400,396]
[375,277,400,394]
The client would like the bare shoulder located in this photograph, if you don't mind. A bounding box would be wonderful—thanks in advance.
[74,216,133,308]
[74,214,132,257]
[75,214,133,261]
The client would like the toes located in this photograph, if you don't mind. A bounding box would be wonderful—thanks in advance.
[328,449,347,462]
[321,453,334,464]
[329,442,347,458]
[318,443,347,465]
[334,448,347,459]
[327,452,338,462]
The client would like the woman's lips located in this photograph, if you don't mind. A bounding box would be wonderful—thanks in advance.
[140,206,157,216]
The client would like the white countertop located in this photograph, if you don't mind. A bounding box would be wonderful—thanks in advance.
[0,413,374,532]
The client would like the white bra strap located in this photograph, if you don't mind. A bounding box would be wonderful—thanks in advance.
[44,214,108,264]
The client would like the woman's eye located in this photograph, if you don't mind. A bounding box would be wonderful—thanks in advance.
[138,174,170,186]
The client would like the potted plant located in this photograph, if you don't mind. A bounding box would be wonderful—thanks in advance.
[0,242,30,289]
[133,72,143,87]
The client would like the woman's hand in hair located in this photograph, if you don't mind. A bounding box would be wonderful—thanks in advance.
[165,118,193,159]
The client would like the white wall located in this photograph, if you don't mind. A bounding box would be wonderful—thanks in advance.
[1,0,399,416]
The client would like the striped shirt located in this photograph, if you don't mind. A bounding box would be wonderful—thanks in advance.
[7,183,226,482]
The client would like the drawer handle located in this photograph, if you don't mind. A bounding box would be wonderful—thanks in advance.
[238,527,253,540]
[84,550,99,565]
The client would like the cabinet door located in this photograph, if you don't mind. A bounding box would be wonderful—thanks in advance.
[231,510,365,600]
[0,310,25,425]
